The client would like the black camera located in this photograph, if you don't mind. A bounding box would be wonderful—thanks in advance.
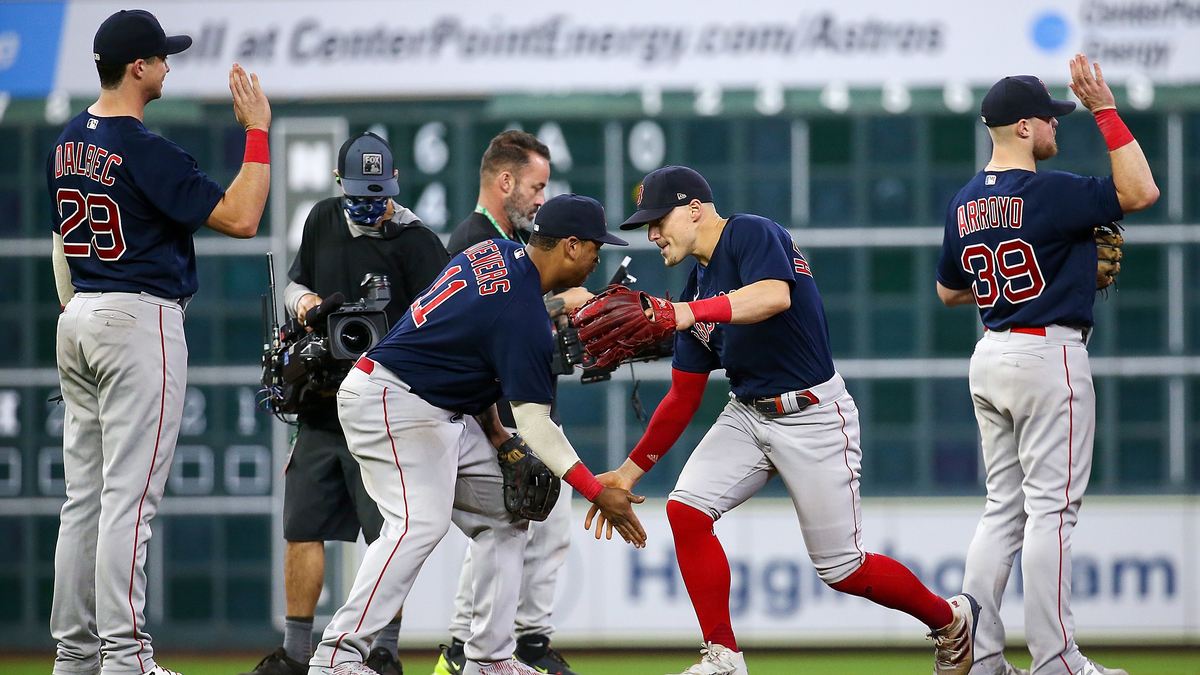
[262,274,392,415]
[549,257,673,384]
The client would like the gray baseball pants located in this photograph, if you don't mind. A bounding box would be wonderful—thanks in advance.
[312,362,527,673]
[449,481,573,642]
[52,292,188,675]
[669,372,866,584]
[964,327,1094,675]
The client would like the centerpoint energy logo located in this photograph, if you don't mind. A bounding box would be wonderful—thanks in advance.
[1077,0,1200,67]
[276,12,945,67]
[1030,10,1070,52]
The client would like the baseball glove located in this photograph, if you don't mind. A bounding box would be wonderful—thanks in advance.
[1096,222,1124,292]
[497,434,560,522]
[569,285,677,371]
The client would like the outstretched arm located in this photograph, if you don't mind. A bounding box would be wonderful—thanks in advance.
[586,368,708,538]
[672,278,791,331]
[511,401,646,547]
[206,64,272,238]
[1069,54,1159,214]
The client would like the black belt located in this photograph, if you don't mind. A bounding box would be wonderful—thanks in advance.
[736,389,819,415]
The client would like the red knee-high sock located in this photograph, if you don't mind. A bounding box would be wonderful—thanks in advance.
[830,552,953,629]
[667,500,738,651]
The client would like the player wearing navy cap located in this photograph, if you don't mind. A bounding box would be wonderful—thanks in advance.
[311,194,643,675]
[48,9,272,675]
[437,131,593,675]
[937,56,1159,675]
[590,166,979,675]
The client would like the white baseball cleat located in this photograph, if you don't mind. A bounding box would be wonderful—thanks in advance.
[929,593,981,675]
[466,657,544,675]
[666,643,749,675]
[1079,659,1128,675]
[328,662,378,675]
[148,666,185,675]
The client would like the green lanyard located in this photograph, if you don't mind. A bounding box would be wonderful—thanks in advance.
[475,204,526,243]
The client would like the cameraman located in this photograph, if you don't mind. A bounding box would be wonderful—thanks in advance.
[245,132,448,675]
[435,130,591,675]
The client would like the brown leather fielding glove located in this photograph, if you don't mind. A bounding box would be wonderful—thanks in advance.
[1096,222,1123,291]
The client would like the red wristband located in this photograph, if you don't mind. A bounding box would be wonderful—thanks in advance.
[244,128,269,164]
[564,463,604,501]
[688,295,732,324]
[1094,109,1134,152]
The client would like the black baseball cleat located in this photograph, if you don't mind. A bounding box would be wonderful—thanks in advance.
[365,646,403,675]
[431,639,465,675]
[515,635,580,675]
[238,647,307,675]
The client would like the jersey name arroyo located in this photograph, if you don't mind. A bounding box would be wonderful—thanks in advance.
[463,240,512,295]
[53,141,124,187]
[957,196,1024,238]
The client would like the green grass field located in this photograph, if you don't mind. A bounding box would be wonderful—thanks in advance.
[4,649,1199,675]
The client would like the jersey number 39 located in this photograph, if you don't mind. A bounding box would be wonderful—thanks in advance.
[960,239,1045,308]
[57,188,125,261]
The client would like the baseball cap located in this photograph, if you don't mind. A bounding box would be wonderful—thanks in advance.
[621,166,714,230]
[338,132,399,197]
[531,194,628,246]
[980,75,1077,127]
[93,10,192,64]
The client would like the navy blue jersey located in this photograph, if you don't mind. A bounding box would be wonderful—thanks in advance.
[46,111,225,299]
[368,239,555,415]
[672,214,836,399]
[936,169,1123,330]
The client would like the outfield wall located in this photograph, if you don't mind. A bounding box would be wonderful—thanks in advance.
[382,496,1200,647]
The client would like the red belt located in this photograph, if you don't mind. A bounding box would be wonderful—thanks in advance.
[354,356,375,374]
[1010,327,1046,336]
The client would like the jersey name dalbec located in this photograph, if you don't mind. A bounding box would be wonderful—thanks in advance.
[956,194,1025,238]
[53,140,124,186]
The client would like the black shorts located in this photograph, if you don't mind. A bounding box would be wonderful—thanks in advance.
[283,423,384,543]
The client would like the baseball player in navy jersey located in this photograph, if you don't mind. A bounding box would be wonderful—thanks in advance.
[936,56,1159,675]
[311,194,645,675]
[436,130,591,675]
[47,9,272,675]
[589,166,978,675]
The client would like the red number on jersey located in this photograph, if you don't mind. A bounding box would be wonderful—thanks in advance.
[57,189,91,257]
[56,189,126,261]
[995,239,1045,303]
[961,243,999,308]
[410,265,468,327]
[959,239,1046,308]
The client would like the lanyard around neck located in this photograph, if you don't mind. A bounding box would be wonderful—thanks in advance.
[475,204,512,241]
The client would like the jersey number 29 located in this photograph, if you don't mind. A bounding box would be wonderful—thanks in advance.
[57,188,125,261]
[960,239,1045,308]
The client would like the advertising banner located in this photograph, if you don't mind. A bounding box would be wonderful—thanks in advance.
[2,1,1199,99]
[390,497,1199,646]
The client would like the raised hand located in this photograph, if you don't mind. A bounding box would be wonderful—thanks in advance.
[1068,53,1116,114]
[229,63,272,132]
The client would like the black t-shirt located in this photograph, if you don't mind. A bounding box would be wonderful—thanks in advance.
[446,211,558,427]
[289,197,450,427]
[447,210,527,256]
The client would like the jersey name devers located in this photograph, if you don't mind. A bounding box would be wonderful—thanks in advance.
[464,240,511,295]
[54,142,123,187]
[957,195,1024,238]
